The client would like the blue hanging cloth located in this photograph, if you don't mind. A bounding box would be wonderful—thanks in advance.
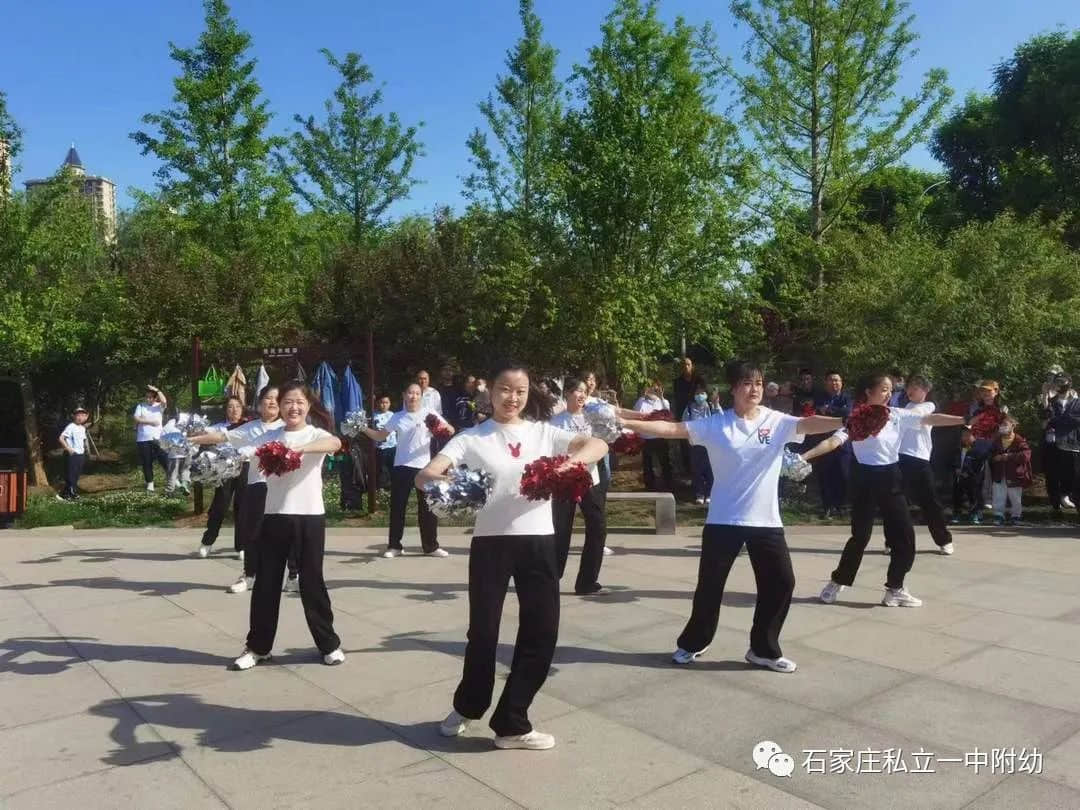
[313,362,338,429]
[339,363,364,426]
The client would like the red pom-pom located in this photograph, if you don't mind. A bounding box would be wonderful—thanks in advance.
[800,402,816,417]
[612,432,645,455]
[519,455,593,503]
[256,441,303,477]
[425,413,453,441]
[846,404,890,442]
[969,407,1003,440]
[644,409,673,421]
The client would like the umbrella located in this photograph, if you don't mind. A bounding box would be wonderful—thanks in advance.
[339,363,364,427]
[313,361,338,428]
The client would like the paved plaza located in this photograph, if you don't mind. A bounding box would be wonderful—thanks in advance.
[2,523,1080,808]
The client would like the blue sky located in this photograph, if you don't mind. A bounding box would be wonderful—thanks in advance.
[4,0,1076,217]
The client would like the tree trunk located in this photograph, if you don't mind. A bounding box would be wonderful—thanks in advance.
[19,377,48,487]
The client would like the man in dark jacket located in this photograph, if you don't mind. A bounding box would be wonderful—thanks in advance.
[813,371,852,517]
[672,357,705,472]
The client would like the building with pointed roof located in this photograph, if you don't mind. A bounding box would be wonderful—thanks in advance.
[24,143,116,240]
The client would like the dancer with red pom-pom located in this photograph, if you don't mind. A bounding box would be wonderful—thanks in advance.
[803,373,966,609]
[621,360,844,674]
[416,362,608,751]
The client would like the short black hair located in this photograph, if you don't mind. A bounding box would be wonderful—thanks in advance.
[824,370,843,379]
[889,368,904,378]
[725,359,765,387]
[798,368,813,377]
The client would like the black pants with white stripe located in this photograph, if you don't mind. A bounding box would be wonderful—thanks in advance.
[552,482,607,593]
[832,463,915,590]
[899,455,952,547]
[677,524,795,660]
[247,514,340,656]
[454,534,559,737]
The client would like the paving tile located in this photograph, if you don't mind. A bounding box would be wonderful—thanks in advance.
[934,647,1080,713]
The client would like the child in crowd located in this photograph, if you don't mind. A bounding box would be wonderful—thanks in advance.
[163,409,193,496]
[682,383,715,505]
[57,407,90,501]
[989,415,1032,526]
[951,429,986,524]
[372,394,397,490]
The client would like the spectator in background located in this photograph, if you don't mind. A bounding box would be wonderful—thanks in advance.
[417,369,443,415]
[814,371,853,518]
[708,386,723,414]
[372,394,397,490]
[473,377,492,423]
[634,381,674,492]
[774,382,795,416]
[1041,372,1079,513]
[162,408,193,496]
[437,365,458,420]
[672,357,706,472]
[763,382,780,410]
[952,428,985,524]
[989,415,1032,526]
[57,406,90,501]
[453,375,478,431]
[791,369,816,416]
[888,369,908,407]
[133,385,168,492]
[682,383,715,505]
[967,380,1008,510]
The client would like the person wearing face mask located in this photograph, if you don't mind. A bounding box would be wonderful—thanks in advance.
[988,415,1032,526]
[633,381,674,492]
[814,371,853,519]
[682,384,716,505]
[1040,372,1079,513]
[804,373,966,608]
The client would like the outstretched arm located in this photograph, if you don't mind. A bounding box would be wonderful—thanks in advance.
[298,435,342,455]
[923,414,966,428]
[619,418,690,440]
[188,430,228,446]
[801,434,846,462]
[566,435,608,466]
[361,425,391,442]
[796,416,844,436]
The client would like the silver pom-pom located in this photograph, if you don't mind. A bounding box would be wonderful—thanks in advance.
[177,413,209,437]
[423,465,494,520]
[340,409,369,438]
[781,449,812,482]
[190,445,245,487]
[157,430,194,459]
[583,401,620,442]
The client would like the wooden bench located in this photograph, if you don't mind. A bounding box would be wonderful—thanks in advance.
[606,491,677,535]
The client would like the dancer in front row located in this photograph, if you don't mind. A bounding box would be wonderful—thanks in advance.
[359,383,454,558]
[897,376,954,555]
[232,381,345,670]
[621,360,843,674]
[804,373,965,608]
[417,362,608,750]
[549,376,610,596]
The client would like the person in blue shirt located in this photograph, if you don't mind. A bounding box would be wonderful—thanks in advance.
[371,394,397,490]
[814,371,853,518]
[682,384,717,504]
[888,369,909,408]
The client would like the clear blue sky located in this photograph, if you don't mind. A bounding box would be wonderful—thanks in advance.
[4,0,1077,217]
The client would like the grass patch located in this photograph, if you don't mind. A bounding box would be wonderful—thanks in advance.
[18,491,192,529]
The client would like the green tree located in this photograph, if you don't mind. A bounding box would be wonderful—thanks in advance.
[465,0,562,234]
[279,49,423,246]
[560,0,748,389]
[731,0,952,284]
[130,0,281,250]
[932,31,1080,243]
[0,89,23,188]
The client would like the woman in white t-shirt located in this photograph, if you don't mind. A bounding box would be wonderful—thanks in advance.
[191,385,284,593]
[133,385,167,491]
[416,363,608,750]
[230,380,345,671]
[802,373,966,608]
[360,383,454,558]
[549,376,610,595]
[621,360,843,674]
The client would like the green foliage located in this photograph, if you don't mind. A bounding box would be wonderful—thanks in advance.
[731,0,952,263]
[18,491,191,529]
[0,89,22,178]
[812,215,1080,395]
[279,49,423,245]
[932,30,1080,243]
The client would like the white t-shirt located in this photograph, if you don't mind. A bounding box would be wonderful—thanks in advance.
[386,408,443,469]
[833,407,925,466]
[549,411,600,485]
[133,402,164,442]
[420,388,442,415]
[61,422,87,454]
[633,396,671,415]
[227,419,285,484]
[899,402,935,461]
[260,424,334,515]
[440,420,576,536]
[686,407,802,528]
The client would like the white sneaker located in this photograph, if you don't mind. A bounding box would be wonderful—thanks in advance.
[602,546,613,557]
[227,575,253,594]
[146,482,155,492]
[198,544,210,558]
[232,649,270,670]
[745,649,797,673]
[439,709,472,737]
[426,548,449,558]
[672,646,709,665]
[705,497,711,505]
[1062,495,1076,509]
[694,497,705,505]
[939,542,955,556]
[882,587,923,608]
[819,581,843,604]
[323,648,346,666]
[283,575,299,593]
[238,549,244,562]
[382,548,402,558]
[494,730,555,750]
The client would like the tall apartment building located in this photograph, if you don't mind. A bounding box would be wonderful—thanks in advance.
[24,144,117,240]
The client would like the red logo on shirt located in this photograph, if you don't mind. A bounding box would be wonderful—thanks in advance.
[758,428,772,445]
[507,442,521,458]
